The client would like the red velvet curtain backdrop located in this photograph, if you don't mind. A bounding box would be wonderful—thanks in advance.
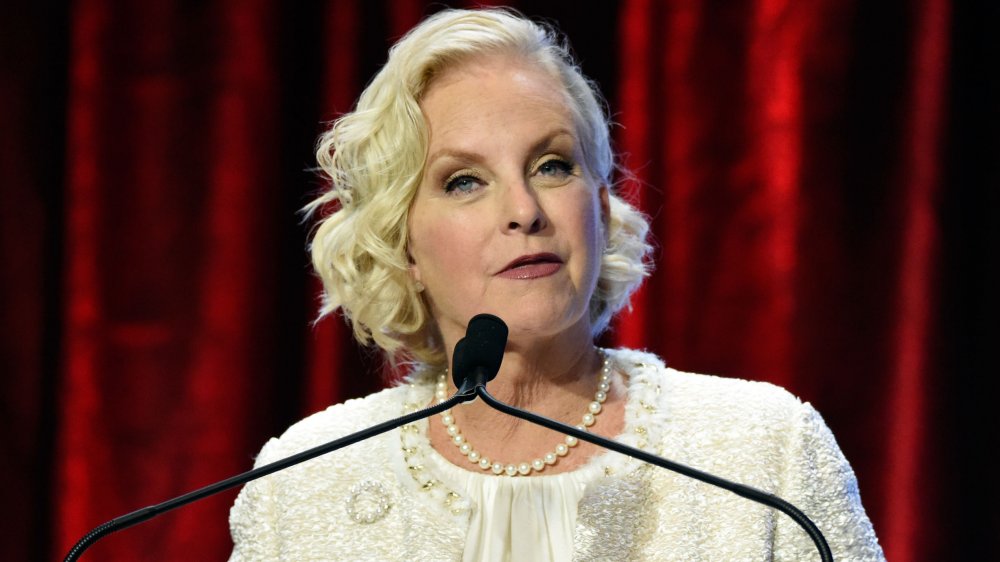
[614,3,953,561]
[1,1,996,561]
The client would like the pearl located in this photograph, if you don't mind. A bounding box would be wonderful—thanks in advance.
[433,350,612,476]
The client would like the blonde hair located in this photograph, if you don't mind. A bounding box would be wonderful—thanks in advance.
[307,8,651,366]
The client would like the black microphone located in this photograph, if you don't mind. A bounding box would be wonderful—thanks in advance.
[452,315,834,562]
[452,313,508,393]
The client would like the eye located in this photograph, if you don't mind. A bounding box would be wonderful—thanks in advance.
[536,158,574,178]
[444,172,485,195]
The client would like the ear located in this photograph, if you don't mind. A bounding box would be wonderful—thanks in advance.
[408,259,425,292]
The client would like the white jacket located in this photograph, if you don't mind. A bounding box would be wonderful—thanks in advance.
[229,349,884,561]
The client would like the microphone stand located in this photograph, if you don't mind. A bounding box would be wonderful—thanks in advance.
[63,386,480,562]
[465,370,835,562]
[65,345,832,562]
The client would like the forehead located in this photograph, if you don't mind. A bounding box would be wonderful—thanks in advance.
[420,54,575,138]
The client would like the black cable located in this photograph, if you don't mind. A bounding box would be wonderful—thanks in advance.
[63,390,475,562]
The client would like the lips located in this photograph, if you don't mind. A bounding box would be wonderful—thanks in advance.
[497,253,563,279]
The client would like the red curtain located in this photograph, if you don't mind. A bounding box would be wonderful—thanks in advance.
[1,1,995,560]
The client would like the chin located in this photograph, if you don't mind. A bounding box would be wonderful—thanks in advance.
[490,302,589,343]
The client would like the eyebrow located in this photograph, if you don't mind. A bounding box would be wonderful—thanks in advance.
[426,128,577,167]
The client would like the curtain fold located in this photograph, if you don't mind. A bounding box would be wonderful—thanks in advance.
[56,0,285,557]
[0,1,992,560]
[883,0,949,557]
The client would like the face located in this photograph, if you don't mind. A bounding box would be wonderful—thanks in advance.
[407,55,609,350]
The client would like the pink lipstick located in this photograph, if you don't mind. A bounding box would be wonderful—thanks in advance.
[497,253,563,279]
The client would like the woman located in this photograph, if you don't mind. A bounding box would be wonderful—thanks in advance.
[229,8,884,561]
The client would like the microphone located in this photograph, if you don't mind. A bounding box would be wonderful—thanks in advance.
[453,315,835,562]
[452,313,508,393]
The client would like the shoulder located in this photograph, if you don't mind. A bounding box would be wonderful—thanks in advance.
[253,383,414,467]
[229,377,468,559]
[667,366,807,427]
[609,349,885,559]
[613,347,808,422]
[614,349,812,417]
[612,348,823,480]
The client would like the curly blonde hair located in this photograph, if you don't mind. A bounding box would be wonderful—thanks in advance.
[307,8,651,366]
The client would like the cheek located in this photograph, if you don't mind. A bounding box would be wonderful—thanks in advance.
[409,214,484,279]
[565,192,603,247]
[571,196,606,281]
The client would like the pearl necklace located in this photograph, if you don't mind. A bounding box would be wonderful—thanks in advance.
[435,351,612,477]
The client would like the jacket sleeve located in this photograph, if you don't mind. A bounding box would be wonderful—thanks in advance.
[227,439,281,562]
[774,403,886,562]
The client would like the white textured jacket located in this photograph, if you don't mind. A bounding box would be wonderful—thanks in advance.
[229,349,884,561]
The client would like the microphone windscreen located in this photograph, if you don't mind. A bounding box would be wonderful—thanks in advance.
[452,314,508,387]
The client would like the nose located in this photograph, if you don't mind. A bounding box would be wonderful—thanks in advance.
[502,178,547,234]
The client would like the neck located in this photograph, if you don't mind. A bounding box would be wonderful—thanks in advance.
[444,319,601,410]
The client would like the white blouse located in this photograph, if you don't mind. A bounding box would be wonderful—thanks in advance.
[408,350,672,562]
[425,435,607,562]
